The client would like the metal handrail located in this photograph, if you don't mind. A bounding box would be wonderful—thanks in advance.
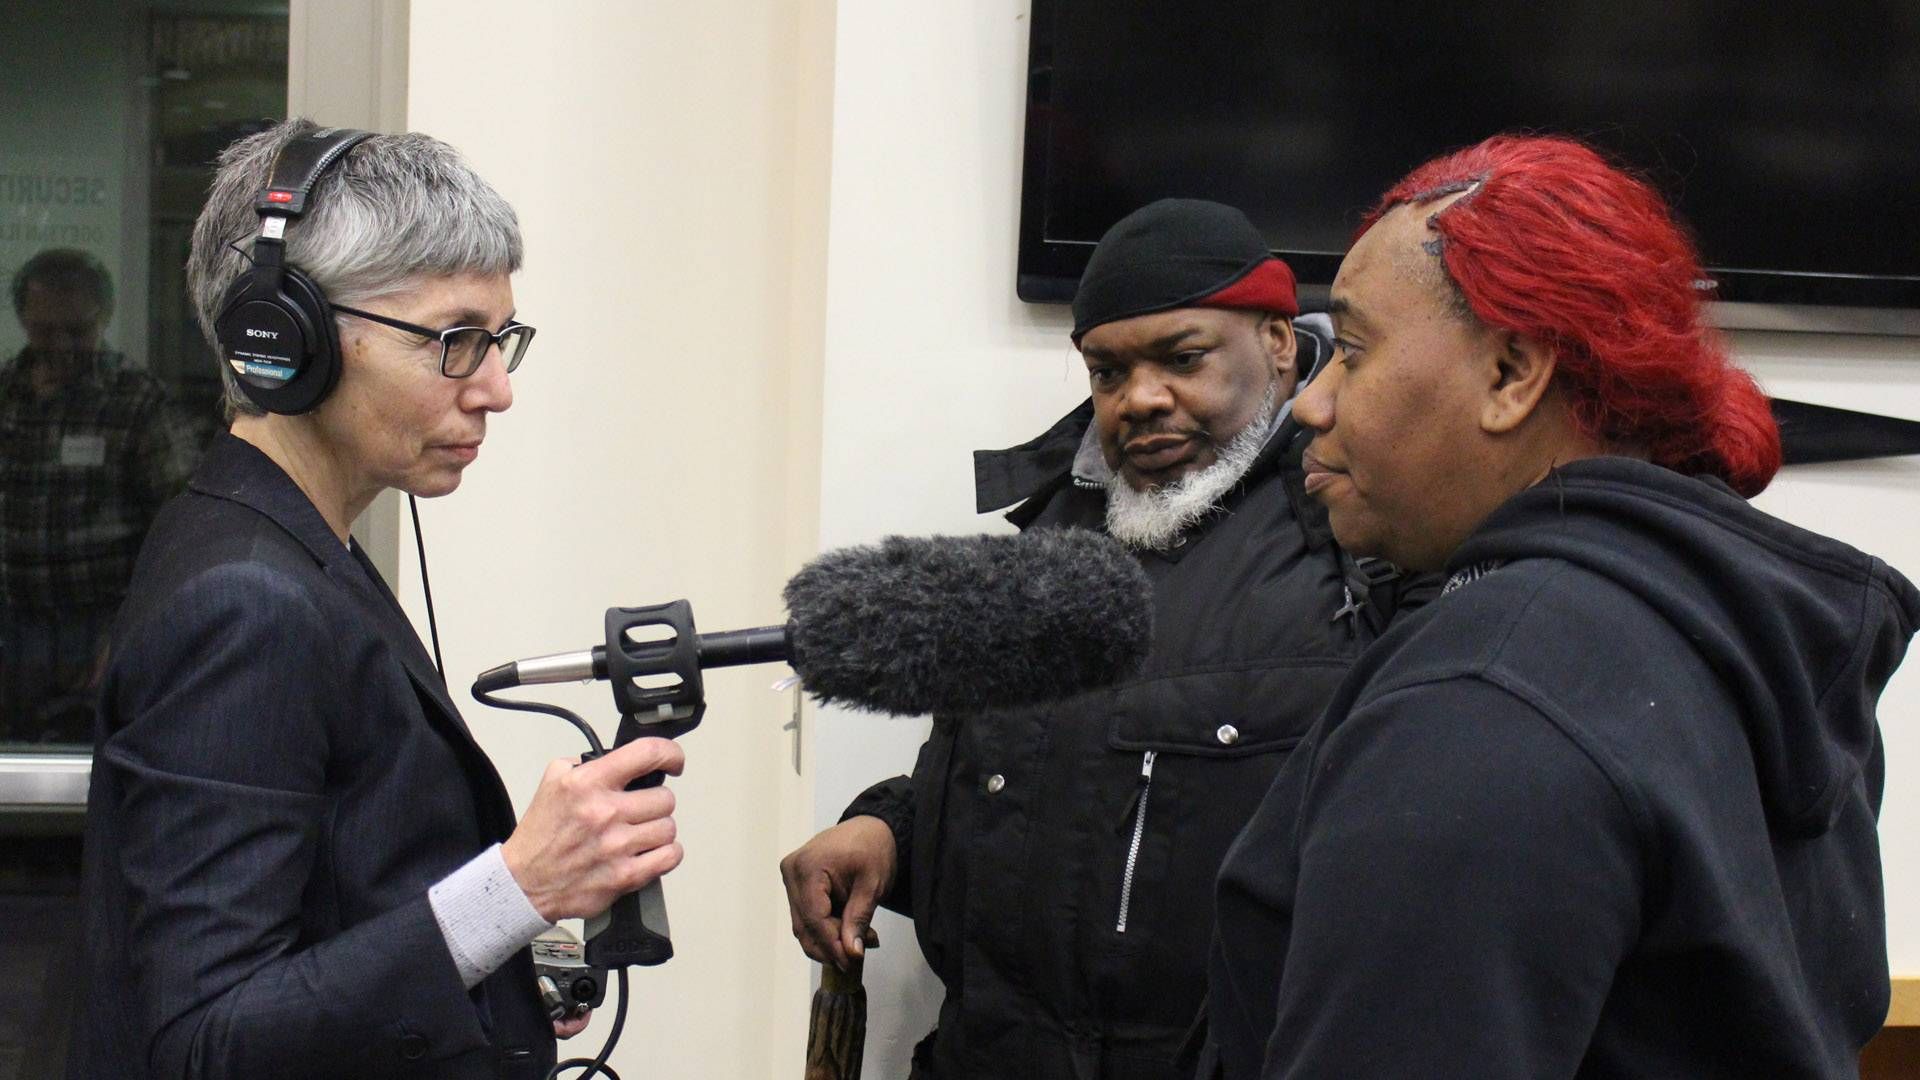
[0,752,91,808]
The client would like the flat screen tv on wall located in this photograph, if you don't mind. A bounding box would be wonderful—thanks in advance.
[1017,1,1920,314]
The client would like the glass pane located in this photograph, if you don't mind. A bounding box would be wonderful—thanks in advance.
[1,7,289,1075]
[1,1,288,757]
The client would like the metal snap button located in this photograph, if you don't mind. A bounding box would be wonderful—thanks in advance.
[985,773,1006,794]
[1216,724,1240,746]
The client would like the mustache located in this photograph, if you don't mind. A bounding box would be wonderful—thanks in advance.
[1121,421,1212,446]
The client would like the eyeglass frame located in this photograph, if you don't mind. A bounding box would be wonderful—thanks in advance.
[331,303,535,378]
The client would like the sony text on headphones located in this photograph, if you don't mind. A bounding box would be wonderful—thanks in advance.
[212,127,374,415]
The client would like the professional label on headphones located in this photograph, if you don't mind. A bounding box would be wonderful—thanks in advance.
[229,356,297,383]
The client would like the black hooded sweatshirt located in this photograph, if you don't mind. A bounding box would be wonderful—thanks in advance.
[1203,456,1919,1079]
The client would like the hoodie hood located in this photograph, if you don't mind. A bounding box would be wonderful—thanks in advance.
[1449,456,1919,840]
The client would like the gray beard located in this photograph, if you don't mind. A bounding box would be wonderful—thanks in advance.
[1104,381,1279,551]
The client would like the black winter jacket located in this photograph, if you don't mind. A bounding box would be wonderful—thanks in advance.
[1205,457,1919,1079]
[846,366,1430,1079]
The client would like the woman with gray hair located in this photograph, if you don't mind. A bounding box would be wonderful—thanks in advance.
[74,119,685,1080]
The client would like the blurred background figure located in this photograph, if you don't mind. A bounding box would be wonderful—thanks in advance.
[0,248,191,744]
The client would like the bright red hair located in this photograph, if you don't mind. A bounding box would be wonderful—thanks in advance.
[1364,134,1781,497]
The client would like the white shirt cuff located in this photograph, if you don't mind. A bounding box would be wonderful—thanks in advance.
[428,843,553,989]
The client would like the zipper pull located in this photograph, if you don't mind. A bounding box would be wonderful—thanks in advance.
[1330,584,1363,637]
[1115,750,1159,933]
[1117,750,1158,828]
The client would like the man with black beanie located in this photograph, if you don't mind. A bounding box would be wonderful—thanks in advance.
[781,199,1433,1079]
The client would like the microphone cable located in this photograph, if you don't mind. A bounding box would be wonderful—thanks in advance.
[549,969,628,1080]
[408,494,446,681]
[413,497,627,1077]
[520,682,628,1080]
[471,685,604,755]
[474,685,628,1078]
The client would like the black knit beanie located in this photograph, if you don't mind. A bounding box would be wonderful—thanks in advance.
[1071,198,1299,343]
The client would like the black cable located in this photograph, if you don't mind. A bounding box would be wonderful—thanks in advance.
[473,645,627,1077]
[472,687,605,755]
[475,685,620,1076]
[408,493,446,680]
[223,228,258,265]
[546,967,628,1080]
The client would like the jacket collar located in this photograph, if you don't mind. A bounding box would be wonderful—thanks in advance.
[191,432,352,569]
[973,399,1095,515]
[188,432,473,735]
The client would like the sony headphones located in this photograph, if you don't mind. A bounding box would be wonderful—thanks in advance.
[212,126,374,415]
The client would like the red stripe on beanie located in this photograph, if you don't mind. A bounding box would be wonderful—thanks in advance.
[1200,258,1299,317]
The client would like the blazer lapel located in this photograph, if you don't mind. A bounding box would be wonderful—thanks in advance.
[342,542,470,737]
[190,435,515,833]
[335,546,517,838]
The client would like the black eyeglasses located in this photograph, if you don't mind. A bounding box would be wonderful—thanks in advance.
[333,304,535,378]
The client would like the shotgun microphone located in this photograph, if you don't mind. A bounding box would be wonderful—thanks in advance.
[474,527,1153,974]
[477,528,1155,716]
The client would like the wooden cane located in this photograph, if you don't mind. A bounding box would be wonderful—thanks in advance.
[803,953,867,1080]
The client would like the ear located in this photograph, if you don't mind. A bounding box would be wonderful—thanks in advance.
[1260,314,1298,381]
[1479,331,1556,435]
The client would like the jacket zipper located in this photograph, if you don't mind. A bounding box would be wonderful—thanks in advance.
[1116,750,1157,933]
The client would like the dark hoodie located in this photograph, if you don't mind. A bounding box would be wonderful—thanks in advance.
[1202,456,1919,1079]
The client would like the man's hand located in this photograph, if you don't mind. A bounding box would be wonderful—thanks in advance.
[502,737,686,922]
[779,815,896,971]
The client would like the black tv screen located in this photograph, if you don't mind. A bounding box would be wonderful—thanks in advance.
[1017,0,1920,311]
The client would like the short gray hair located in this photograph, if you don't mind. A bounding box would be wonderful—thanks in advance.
[186,118,523,418]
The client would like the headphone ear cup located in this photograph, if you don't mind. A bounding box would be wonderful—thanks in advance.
[214,269,306,415]
[212,264,339,416]
[216,128,375,415]
[277,266,341,411]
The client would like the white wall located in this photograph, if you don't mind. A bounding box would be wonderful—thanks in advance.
[812,3,1085,1074]
[403,2,831,1076]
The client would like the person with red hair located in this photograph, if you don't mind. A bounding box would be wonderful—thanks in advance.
[1196,135,1919,1078]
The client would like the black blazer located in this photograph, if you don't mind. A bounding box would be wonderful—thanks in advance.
[72,433,555,1079]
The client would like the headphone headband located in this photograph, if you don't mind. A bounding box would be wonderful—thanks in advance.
[255,128,375,219]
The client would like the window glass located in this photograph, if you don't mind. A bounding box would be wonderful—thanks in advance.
[1,1,286,750]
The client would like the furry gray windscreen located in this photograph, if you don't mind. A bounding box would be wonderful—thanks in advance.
[783,529,1154,716]
[1104,379,1279,550]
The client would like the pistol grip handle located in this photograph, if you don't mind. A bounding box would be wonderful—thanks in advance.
[579,764,675,967]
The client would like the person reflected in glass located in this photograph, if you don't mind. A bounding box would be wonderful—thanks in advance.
[0,248,192,745]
